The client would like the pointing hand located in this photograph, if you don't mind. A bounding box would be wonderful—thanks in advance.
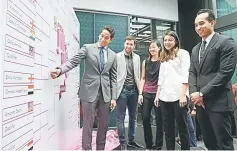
[50,68,61,79]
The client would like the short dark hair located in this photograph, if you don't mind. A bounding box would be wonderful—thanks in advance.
[124,35,136,45]
[101,25,115,39]
[197,9,216,22]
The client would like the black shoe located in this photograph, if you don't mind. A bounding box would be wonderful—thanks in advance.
[120,143,127,151]
[127,141,144,149]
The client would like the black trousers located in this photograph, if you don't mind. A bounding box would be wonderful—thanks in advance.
[197,107,234,150]
[160,100,190,150]
[231,112,236,136]
[142,93,163,150]
[195,115,202,139]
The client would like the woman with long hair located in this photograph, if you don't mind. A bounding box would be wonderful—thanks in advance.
[138,40,163,150]
[154,31,190,150]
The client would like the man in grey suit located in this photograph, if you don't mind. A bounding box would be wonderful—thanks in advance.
[189,9,237,150]
[50,26,117,150]
[116,36,143,150]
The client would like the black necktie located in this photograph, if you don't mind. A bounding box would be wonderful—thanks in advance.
[99,47,105,72]
[199,40,207,63]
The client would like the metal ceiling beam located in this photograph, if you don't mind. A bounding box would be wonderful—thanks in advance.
[131,25,150,36]
[131,22,150,26]
[137,36,151,43]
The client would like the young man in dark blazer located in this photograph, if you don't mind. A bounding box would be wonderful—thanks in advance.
[189,9,237,150]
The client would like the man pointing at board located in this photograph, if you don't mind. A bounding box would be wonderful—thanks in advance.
[50,26,117,150]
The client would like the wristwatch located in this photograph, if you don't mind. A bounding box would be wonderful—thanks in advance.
[199,92,203,97]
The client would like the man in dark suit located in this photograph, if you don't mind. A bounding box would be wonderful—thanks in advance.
[189,9,237,150]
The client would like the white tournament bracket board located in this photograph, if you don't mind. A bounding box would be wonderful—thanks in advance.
[1,0,81,150]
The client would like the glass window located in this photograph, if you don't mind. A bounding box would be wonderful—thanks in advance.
[129,17,151,52]
[222,28,237,43]
[129,17,174,65]
[155,20,173,45]
[222,28,237,83]
[216,0,237,17]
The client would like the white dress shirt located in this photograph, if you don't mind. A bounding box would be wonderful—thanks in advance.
[198,32,215,62]
[158,49,190,102]
[98,43,108,63]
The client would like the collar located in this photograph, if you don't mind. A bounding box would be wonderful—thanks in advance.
[97,43,108,50]
[202,32,215,44]
[123,49,133,57]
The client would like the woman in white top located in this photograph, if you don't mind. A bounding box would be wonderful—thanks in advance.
[154,31,190,150]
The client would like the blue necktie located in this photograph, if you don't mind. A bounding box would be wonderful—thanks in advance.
[99,47,105,72]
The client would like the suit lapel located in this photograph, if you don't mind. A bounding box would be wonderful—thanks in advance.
[122,52,126,66]
[199,33,218,70]
[132,54,137,77]
[93,43,101,73]
[195,43,201,71]
[102,47,111,72]
[119,52,126,72]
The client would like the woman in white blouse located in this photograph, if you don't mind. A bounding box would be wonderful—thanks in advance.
[154,31,190,150]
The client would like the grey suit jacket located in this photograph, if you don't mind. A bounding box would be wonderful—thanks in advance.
[58,43,117,103]
[116,51,140,97]
[189,33,237,112]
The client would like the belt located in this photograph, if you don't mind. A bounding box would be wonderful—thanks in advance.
[123,84,136,89]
